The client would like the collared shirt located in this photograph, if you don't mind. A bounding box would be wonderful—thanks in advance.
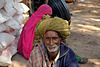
[45,51,60,67]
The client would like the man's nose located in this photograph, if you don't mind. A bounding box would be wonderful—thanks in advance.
[49,39,54,46]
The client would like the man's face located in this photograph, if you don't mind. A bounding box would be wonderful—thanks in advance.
[43,31,61,53]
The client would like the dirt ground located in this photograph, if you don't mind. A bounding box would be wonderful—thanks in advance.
[66,0,100,66]
[1,0,100,67]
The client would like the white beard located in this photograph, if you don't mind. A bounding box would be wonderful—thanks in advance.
[46,44,60,53]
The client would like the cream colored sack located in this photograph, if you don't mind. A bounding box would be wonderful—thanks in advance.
[0,0,5,9]
[4,18,21,30]
[0,39,18,66]
[0,33,15,51]
[0,24,8,32]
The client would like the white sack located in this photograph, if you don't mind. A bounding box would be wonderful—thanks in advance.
[0,39,18,66]
[0,25,15,33]
[4,0,14,3]
[4,3,16,17]
[18,28,22,35]
[17,24,24,36]
[9,29,19,36]
[13,3,24,14]
[0,13,6,24]
[0,24,8,32]
[20,3,30,13]
[4,18,21,30]
[13,3,29,14]
[0,33,15,52]
[13,14,29,24]
[13,14,24,24]
[0,55,12,66]
[0,9,7,16]
[0,12,11,24]
[13,0,22,3]
[0,0,5,9]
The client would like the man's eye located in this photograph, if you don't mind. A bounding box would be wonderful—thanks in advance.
[46,37,50,39]
[53,37,58,39]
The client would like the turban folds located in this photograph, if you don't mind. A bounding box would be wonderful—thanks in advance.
[37,16,70,40]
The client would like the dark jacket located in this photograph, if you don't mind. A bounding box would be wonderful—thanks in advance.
[57,43,80,67]
[27,42,80,67]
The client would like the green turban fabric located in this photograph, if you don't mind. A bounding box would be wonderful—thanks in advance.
[37,16,70,40]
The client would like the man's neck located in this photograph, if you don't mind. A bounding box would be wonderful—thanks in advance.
[48,48,60,61]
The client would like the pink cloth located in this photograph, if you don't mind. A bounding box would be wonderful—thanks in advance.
[18,4,52,59]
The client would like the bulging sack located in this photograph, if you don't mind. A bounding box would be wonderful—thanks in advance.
[4,3,16,17]
[0,33,15,52]
[4,0,14,3]
[13,3,24,14]
[20,3,30,13]
[13,0,22,3]
[0,39,18,66]
[4,18,21,30]
[13,14,29,24]
[13,3,29,14]
[0,24,8,33]
[0,0,5,9]
[0,12,11,24]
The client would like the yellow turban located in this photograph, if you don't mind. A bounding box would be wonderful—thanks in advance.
[37,16,70,40]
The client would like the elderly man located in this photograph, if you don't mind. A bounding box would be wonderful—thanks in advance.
[27,16,80,67]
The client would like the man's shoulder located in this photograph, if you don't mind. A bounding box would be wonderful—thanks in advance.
[60,43,70,51]
[60,43,79,66]
[60,43,74,52]
[32,42,46,53]
[60,43,76,57]
[34,42,44,47]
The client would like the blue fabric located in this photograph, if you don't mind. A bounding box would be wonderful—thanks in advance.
[57,43,80,67]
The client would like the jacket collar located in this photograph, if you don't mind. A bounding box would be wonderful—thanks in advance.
[59,43,69,59]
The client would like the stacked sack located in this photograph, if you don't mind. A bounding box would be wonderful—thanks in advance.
[0,0,29,66]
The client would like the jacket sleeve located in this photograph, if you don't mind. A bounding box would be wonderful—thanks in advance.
[67,48,80,67]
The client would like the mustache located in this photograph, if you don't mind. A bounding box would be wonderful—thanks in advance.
[46,44,59,48]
